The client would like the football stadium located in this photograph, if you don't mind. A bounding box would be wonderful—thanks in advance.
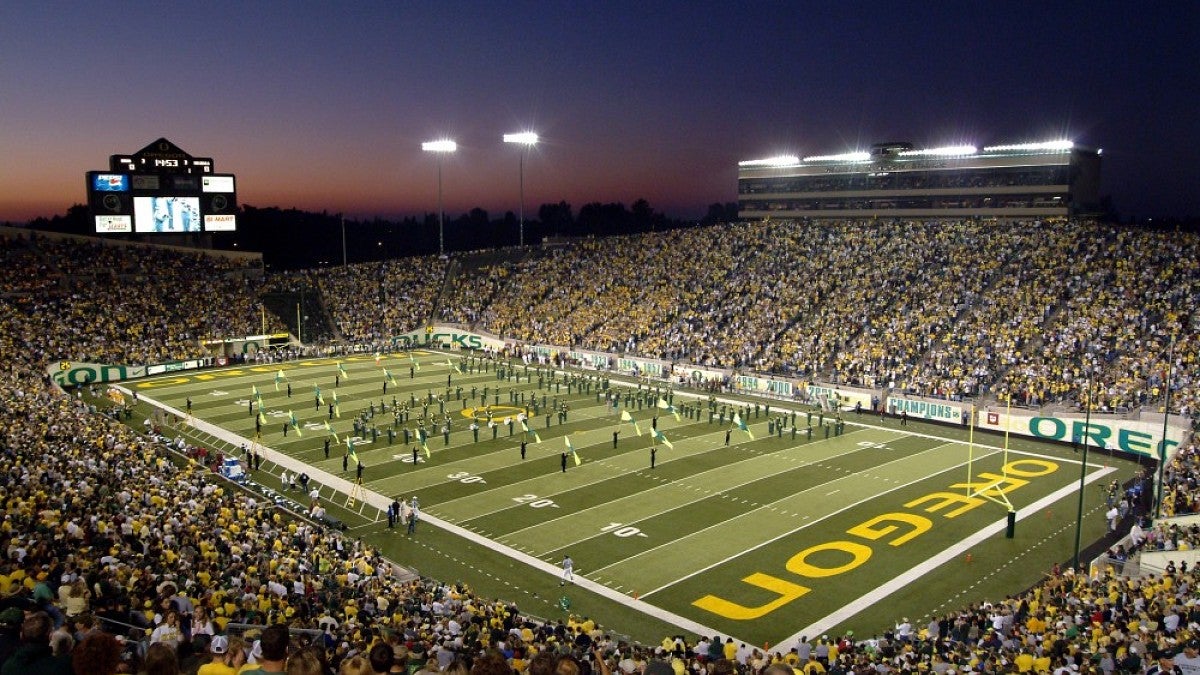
[3,155,1199,675]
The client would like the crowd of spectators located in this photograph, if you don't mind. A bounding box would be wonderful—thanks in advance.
[0,232,277,365]
[428,220,1199,420]
[266,257,444,343]
[2,223,1200,674]
[12,219,1195,417]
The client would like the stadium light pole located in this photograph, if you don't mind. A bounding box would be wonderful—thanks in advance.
[503,132,538,247]
[1155,332,1176,519]
[422,140,457,256]
[1071,360,1094,571]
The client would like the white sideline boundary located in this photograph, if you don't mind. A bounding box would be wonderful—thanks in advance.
[126,389,729,643]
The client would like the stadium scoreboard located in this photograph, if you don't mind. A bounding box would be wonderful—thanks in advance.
[85,138,238,234]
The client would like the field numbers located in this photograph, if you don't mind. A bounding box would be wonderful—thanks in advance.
[447,471,486,484]
[511,494,560,509]
[601,522,647,538]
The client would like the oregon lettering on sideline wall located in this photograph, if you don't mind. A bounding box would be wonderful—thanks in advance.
[978,410,1183,459]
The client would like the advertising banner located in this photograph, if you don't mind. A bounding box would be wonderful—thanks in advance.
[734,374,794,397]
[806,384,873,410]
[392,327,505,351]
[887,396,965,423]
[48,361,147,387]
[977,410,1189,459]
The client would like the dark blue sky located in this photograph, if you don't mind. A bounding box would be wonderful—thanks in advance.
[2,1,1197,221]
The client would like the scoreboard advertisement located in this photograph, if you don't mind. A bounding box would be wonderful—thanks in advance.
[85,138,237,234]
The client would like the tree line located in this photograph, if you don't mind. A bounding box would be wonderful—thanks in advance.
[14,200,740,270]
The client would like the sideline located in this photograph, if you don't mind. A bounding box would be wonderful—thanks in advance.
[124,388,729,644]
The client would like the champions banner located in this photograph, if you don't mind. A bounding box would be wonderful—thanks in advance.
[618,357,666,377]
[977,410,1189,460]
[568,351,612,369]
[202,333,291,356]
[673,364,727,383]
[734,374,794,397]
[887,396,964,423]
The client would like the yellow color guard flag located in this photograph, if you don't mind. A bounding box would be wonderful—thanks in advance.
[288,410,302,436]
[733,413,755,440]
[337,362,349,380]
[657,397,681,421]
[652,428,674,449]
[620,409,642,436]
[324,421,339,444]
[565,435,581,466]
[520,420,542,443]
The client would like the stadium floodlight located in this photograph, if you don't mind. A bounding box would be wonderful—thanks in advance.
[422,139,457,256]
[982,140,1074,153]
[802,151,871,162]
[503,132,539,247]
[734,154,801,166]
[898,145,978,157]
[503,132,539,145]
[421,140,457,153]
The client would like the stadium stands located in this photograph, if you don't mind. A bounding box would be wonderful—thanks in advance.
[1,221,1199,673]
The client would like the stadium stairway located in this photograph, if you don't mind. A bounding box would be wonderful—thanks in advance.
[261,286,337,344]
[311,291,342,342]
[429,257,460,326]
[434,247,547,327]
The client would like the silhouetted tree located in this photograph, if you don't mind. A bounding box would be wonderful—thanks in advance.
[537,201,573,236]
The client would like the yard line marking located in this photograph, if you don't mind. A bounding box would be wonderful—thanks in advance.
[442,428,913,525]
[593,440,974,580]
[497,433,931,544]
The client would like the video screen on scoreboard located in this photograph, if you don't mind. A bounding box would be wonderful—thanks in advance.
[133,196,201,233]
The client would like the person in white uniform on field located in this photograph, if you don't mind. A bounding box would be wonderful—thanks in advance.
[561,554,574,586]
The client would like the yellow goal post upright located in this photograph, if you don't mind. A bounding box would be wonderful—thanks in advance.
[963,400,1017,521]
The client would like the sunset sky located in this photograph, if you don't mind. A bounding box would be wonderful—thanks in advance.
[2,1,1197,222]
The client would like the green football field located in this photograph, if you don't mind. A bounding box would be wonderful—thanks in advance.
[122,350,1140,648]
